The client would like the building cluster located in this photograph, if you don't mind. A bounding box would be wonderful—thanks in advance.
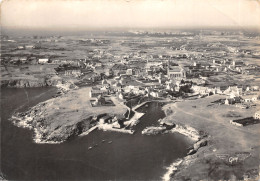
[2,34,260,108]
[223,86,260,108]
[86,57,260,113]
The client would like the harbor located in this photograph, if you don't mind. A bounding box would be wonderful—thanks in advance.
[1,88,192,180]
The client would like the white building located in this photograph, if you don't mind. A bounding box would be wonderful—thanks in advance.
[126,69,133,75]
[38,58,49,64]
[223,86,242,96]
[192,85,211,95]
[25,45,34,49]
[167,66,186,80]
[242,95,258,103]
[254,111,260,120]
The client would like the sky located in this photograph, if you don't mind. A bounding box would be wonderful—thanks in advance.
[1,0,260,30]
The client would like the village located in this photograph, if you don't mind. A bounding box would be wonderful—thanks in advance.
[1,32,260,131]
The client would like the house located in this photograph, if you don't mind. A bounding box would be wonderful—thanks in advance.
[246,86,259,91]
[200,63,211,69]
[242,95,258,103]
[118,93,124,100]
[112,121,122,129]
[89,88,109,97]
[232,60,244,67]
[223,86,243,96]
[252,86,259,91]
[150,91,163,98]
[225,97,242,105]
[254,111,260,120]
[126,69,133,75]
[25,45,34,49]
[93,95,106,106]
[192,85,211,95]
[99,115,112,124]
[38,58,49,64]
[214,87,222,94]
[111,64,127,76]
[158,73,166,84]
[17,46,25,50]
[166,81,175,91]
[112,116,125,128]
[112,82,122,92]
[20,57,28,63]
[64,69,81,77]
[213,59,222,65]
[84,72,101,82]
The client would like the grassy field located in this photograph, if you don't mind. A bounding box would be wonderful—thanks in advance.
[37,87,127,127]
[163,95,260,180]
[1,64,57,80]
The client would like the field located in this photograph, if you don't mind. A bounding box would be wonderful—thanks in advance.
[163,95,260,180]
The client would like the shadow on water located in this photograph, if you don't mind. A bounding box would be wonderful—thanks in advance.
[1,88,192,180]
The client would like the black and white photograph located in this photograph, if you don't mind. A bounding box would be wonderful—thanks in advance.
[0,0,260,180]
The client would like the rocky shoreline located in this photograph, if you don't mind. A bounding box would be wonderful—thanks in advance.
[11,107,141,144]
[141,120,209,181]
[140,104,210,181]
[11,105,95,144]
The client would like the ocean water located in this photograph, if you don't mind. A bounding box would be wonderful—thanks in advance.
[1,87,192,180]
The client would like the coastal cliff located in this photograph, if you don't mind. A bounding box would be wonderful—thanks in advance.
[10,87,128,143]
[12,109,94,143]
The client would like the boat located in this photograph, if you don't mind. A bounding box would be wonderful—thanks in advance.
[187,149,197,155]
[108,141,113,144]
[88,146,93,150]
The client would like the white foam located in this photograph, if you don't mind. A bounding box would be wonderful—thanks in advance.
[162,159,183,181]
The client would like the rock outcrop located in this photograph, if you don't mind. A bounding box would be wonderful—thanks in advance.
[142,126,167,135]
[12,107,95,143]
[1,78,58,88]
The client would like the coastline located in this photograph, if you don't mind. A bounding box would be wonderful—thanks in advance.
[139,110,204,181]
[11,103,143,143]
[10,94,201,180]
[10,87,151,143]
[10,86,129,144]
[169,124,200,141]
[3,89,195,180]
[9,90,259,180]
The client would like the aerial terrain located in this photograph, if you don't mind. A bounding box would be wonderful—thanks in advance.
[1,29,260,180]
